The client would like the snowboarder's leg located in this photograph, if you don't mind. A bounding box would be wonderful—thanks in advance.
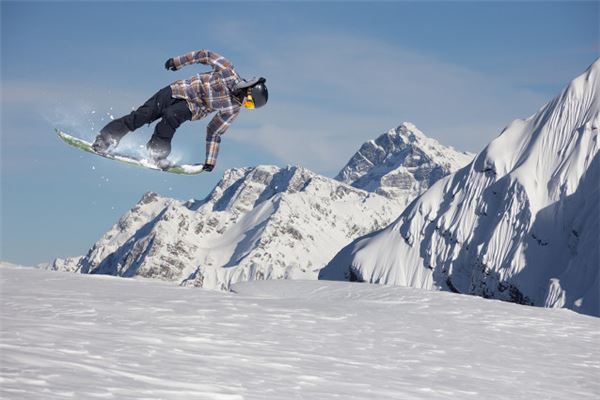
[146,99,192,162]
[93,86,173,153]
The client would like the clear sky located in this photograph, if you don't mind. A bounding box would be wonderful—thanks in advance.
[1,1,598,266]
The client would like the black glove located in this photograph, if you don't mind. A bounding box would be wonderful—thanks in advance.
[203,163,214,172]
[164,58,176,71]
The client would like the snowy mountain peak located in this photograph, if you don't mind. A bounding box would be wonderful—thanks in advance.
[474,58,599,214]
[335,122,473,202]
[386,122,427,143]
[197,165,314,214]
[49,163,404,289]
[321,59,600,316]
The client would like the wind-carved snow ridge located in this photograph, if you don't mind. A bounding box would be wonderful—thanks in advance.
[49,165,402,290]
[320,59,600,317]
[336,122,473,206]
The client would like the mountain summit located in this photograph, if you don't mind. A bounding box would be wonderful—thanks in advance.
[321,60,600,316]
[336,122,473,203]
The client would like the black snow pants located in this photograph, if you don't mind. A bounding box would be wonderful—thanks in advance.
[100,86,192,159]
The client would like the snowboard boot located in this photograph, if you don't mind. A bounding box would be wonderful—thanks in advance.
[146,141,171,170]
[92,134,119,154]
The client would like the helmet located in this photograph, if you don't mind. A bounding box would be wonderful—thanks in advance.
[249,78,268,108]
[238,77,268,109]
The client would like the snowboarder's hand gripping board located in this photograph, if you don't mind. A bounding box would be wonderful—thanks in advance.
[56,129,205,175]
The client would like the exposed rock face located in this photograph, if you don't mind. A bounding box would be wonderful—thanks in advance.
[336,122,473,204]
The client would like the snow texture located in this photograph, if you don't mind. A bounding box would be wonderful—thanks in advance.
[320,60,600,316]
[2,264,599,400]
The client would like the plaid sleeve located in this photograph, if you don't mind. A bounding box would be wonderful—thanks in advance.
[205,110,240,166]
[172,49,234,71]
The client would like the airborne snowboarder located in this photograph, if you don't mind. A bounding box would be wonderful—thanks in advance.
[91,49,268,172]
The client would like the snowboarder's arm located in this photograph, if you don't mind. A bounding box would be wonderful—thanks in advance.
[171,50,234,71]
[205,110,240,166]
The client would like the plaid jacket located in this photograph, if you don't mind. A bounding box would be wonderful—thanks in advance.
[169,50,242,166]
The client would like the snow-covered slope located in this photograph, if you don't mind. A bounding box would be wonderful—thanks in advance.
[49,166,400,289]
[321,60,600,316]
[336,122,473,205]
[3,265,599,400]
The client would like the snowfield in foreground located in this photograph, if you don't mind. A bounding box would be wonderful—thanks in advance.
[1,265,599,400]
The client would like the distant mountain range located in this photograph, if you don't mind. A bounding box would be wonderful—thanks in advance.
[48,123,471,290]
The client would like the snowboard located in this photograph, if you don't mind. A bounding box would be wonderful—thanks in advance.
[56,129,205,175]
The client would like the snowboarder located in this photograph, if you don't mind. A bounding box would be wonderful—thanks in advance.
[91,49,268,172]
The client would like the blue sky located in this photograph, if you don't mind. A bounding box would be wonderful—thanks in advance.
[1,1,598,266]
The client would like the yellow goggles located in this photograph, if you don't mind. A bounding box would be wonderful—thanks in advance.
[244,95,255,109]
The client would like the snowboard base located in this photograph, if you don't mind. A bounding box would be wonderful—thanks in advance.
[56,129,204,175]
